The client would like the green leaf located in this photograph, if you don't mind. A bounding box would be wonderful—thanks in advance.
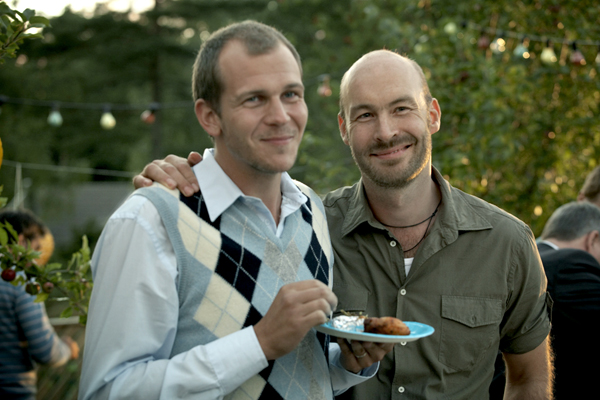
[14,275,26,285]
[0,3,15,17]
[21,32,43,40]
[0,227,7,246]
[45,262,63,272]
[60,306,73,318]
[14,10,25,22]
[34,292,49,303]
[1,222,19,242]
[22,9,36,22]
[1,15,13,31]
[9,21,24,32]
[29,16,50,27]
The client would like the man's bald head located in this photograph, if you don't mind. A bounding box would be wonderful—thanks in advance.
[338,50,433,123]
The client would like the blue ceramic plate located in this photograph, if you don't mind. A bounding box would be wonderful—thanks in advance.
[315,320,434,343]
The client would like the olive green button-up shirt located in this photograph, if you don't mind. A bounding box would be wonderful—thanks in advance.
[323,167,550,400]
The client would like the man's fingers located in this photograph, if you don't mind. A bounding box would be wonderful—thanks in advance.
[132,175,153,189]
[296,287,337,312]
[360,341,395,360]
[303,308,330,326]
[187,151,203,166]
[146,162,178,189]
[280,280,337,311]
[350,341,368,358]
[162,154,200,195]
[133,161,176,190]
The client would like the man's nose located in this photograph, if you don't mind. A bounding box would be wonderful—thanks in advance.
[374,114,397,141]
[265,98,291,125]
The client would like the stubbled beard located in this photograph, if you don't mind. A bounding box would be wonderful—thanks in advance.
[350,131,431,189]
[220,124,300,174]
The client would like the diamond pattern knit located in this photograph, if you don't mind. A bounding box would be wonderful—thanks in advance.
[135,183,334,400]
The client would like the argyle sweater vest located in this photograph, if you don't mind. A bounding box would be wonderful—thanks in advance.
[135,183,335,400]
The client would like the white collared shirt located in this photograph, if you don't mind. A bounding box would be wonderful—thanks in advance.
[539,239,560,250]
[196,149,308,238]
[79,149,375,400]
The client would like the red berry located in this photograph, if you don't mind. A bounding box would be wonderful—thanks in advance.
[42,282,54,293]
[25,282,40,295]
[1,269,16,282]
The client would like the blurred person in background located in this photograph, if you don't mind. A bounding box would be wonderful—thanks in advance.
[0,209,79,400]
[577,165,600,208]
[537,201,600,399]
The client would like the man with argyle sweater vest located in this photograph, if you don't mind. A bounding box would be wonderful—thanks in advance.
[79,21,391,400]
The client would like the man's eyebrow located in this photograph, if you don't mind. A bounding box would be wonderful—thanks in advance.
[388,96,420,108]
[349,96,420,117]
[348,103,374,117]
[234,82,304,102]
[283,82,305,92]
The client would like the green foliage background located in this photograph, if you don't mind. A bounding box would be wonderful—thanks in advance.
[1,0,600,238]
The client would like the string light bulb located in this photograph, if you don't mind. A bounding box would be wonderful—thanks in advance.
[570,41,586,65]
[140,109,156,124]
[513,37,530,59]
[595,45,600,66]
[490,32,506,53]
[444,22,457,35]
[100,106,116,130]
[47,104,63,127]
[540,40,557,64]
[317,74,332,97]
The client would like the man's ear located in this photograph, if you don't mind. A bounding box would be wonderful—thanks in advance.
[195,99,222,138]
[577,191,586,202]
[428,98,441,135]
[584,230,600,253]
[338,113,350,145]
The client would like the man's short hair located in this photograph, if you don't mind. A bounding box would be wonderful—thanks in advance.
[191,20,302,115]
[541,201,600,241]
[338,50,433,123]
[0,208,47,242]
[580,166,600,204]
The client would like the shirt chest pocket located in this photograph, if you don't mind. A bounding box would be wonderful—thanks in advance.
[439,295,503,372]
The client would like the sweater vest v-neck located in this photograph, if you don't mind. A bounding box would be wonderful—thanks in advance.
[136,183,334,400]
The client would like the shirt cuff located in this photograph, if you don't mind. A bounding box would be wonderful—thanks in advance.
[204,326,269,395]
[328,343,379,395]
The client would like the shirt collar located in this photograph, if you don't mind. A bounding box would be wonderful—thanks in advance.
[340,166,493,237]
[194,149,307,222]
[538,240,559,250]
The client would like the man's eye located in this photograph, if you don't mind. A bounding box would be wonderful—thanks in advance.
[283,91,300,99]
[357,113,372,119]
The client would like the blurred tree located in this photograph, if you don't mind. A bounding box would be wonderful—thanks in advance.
[267,0,600,235]
[1,0,599,237]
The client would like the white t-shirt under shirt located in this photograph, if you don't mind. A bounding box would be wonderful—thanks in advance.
[405,257,414,276]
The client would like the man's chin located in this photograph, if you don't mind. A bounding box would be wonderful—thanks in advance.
[255,159,297,175]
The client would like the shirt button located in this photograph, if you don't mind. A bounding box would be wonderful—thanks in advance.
[398,386,405,393]
[400,289,407,296]
[401,341,407,346]
[390,241,397,247]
